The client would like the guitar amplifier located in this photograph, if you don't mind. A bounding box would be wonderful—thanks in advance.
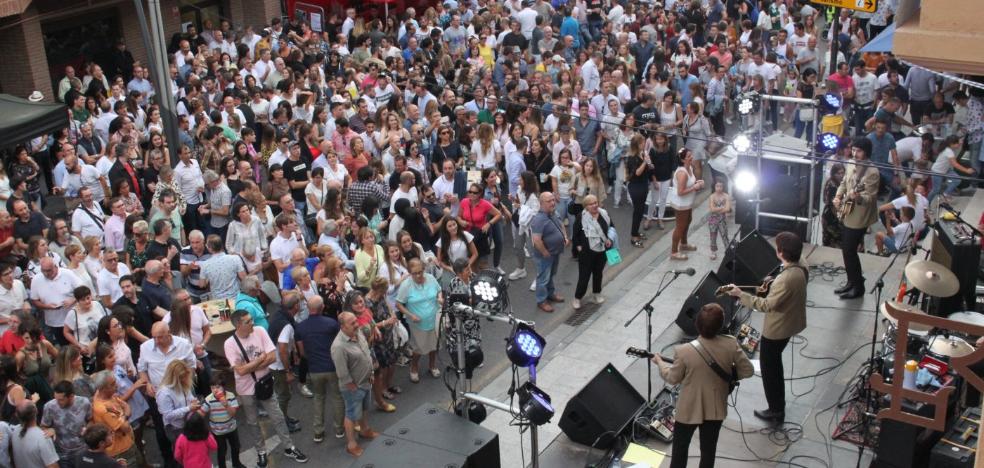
[929,407,979,468]
[929,221,981,315]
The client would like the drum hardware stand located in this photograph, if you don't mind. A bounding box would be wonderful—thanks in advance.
[624,270,688,403]
[851,239,908,466]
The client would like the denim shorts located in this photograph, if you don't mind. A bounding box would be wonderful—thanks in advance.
[341,387,371,420]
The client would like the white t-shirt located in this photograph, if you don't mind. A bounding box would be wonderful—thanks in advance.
[270,324,294,371]
[891,194,929,233]
[390,186,419,212]
[550,164,578,199]
[65,303,110,347]
[30,269,83,327]
[0,281,27,335]
[470,140,502,169]
[96,264,131,303]
[322,163,349,185]
[304,182,328,216]
[853,72,879,105]
[891,222,914,251]
[71,204,106,241]
[269,233,302,287]
[163,306,210,348]
[895,137,924,163]
[435,231,475,264]
[223,327,275,396]
[432,176,458,216]
[931,147,956,174]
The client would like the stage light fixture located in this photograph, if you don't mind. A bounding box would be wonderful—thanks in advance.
[506,323,545,368]
[471,270,508,315]
[464,340,484,376]
[736,92,759,115]
[455,399,488,424]
[818,132,840,152]
[819,93,842,115]
[732,134,751,153]
[517,382,554,426]
[734,171,758,193]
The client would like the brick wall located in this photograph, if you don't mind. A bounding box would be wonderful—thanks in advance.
[228,0,283,36]
[0,0,29,19]
[0,5,54,101]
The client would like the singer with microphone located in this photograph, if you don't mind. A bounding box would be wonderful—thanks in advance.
[724,231,807,423]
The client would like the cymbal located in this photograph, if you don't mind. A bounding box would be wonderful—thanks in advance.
[927,335,974,358]
[905,260,959,298]
[880,301,933,333]
[947,311,984,329]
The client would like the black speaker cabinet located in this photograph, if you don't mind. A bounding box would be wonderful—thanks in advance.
[734,153,821,238]
[358,404,500,468]
[675,270,736,337]
[348,436,469,468]
[716,230,780,287]
[559,363,646,449]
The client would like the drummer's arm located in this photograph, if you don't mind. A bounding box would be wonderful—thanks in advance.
[976,336,984,348]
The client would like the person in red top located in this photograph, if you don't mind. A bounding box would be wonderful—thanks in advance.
[458,183,502,268]
[827,61,855,103]
[0,209,14,260]
[343,137,370,176]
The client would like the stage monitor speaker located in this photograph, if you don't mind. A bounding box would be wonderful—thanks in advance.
[716,230,780,287]
[675,270,735,336]
[559,363,645,450]
[348,436,469,468]
[375,404,500,468]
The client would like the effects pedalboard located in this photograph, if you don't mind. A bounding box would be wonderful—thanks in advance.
[736,323,761,356]
[637,386,678,442]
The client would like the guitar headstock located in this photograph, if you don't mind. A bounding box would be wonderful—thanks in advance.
[625,346,653,359]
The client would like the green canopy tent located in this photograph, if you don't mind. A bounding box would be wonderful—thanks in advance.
[0,94,68,148]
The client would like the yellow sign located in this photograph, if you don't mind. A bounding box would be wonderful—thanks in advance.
[811,0,877,13]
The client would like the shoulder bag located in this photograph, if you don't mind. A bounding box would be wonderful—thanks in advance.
[232,333,275,400]
[689,339,739,393]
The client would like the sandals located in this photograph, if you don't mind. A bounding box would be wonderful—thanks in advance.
[376,403,397,413]
[681,244,697,252]
[382,390,395,400]
[670,253,689,260]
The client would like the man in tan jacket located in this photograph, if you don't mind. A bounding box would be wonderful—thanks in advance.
[725,231,808,423]
[833,137,882,299]
[653,303,755,468]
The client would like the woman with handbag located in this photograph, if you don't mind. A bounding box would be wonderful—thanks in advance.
[668,148,704,260]
[794,68,818,142]
[457,183,501,271]
[652,303,754,468]
[354,227,385,291]
[572,195,614,310]
[435,218,479,274]
[63,285,109,369]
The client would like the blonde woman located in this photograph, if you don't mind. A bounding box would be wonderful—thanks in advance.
[572,158,607,208]
[156,360,199,443]
[53,345,94,398]
[354,227,385,290]
[470,123,502,170]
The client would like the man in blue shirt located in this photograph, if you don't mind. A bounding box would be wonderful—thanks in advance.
[295,295,345,442]
[559,6,580,51]
[867,119,901,198]
[574,102,602,162]
[673,63,700,108]
[531,192,568,312]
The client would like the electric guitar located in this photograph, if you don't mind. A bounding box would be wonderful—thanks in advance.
[626,347,674,363]
[838,168,870,221]
[714,276,774,298]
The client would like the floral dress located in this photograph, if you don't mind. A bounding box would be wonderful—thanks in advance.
[365,296,399,367]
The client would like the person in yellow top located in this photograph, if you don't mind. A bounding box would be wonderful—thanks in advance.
[91,369,140,467]
[354,227,385,290]
[832,137,881,299]
[725,231,807,423]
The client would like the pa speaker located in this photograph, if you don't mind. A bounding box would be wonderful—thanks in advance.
[369,404,500,468]
[559,363,645,449]
[716,230,780,287]
[675,270,735,336]
[348,436,469,468]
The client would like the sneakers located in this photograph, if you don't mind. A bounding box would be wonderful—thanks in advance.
[495,266,506,275]
[313,432,325,443]
[508,268,527,280]
[335,428,346,439]
[299,384,313,398]
[529,280,536,292]
[572,298,581,309]
[284,446,308,463]
[429,368,441,378]
[256,452,268,468]
[593,295,605,305]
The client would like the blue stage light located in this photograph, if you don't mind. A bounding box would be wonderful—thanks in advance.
[506,323,545,367]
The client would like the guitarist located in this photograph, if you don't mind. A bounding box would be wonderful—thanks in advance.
[652,304,754,468]
[724,231,807,424]
[833,138,881,300]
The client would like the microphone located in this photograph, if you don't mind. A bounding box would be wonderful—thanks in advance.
[670,268,696,276]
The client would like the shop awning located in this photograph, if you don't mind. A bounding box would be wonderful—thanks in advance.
[860,23,896,53]
[0,94,68,148]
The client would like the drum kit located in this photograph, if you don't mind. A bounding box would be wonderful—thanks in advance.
[881,260,980,370]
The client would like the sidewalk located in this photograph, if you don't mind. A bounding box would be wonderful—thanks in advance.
[479,198,897,467]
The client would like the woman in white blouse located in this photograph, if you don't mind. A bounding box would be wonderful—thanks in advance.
[225,201,269,255]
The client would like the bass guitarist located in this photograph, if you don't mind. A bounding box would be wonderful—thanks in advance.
[832,138,881,300]
[723,231,807,423]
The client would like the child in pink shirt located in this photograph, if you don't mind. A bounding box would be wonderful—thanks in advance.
[174,411,218,468]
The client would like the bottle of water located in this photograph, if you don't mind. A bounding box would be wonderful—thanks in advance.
[611,456,622,468]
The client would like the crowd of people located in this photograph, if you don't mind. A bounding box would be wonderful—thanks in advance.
[1,0,983,466]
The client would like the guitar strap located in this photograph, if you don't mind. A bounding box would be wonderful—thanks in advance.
[689,339,738,391]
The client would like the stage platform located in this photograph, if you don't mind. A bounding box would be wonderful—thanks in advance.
[478,189,984,467]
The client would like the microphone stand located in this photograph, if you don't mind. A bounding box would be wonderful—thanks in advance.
[624,270,686,403]
[854,237,905,468]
